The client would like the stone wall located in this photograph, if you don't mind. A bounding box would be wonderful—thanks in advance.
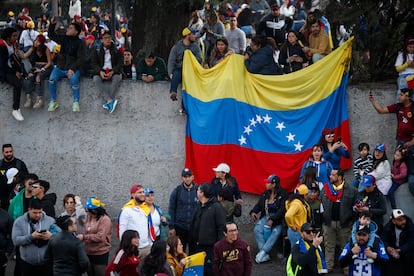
[0,80,412,222]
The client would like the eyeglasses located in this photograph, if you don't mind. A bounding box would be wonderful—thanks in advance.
[304,230,317,234]
[326,134,335,138]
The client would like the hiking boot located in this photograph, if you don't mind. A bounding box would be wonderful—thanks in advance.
[12,109,24,121]
[108,99,118,114]
[33,96,44,109]
[23,94,32,108]
[48,101,59,112]
[72,102,80,112]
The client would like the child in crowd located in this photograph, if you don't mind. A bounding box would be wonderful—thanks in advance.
[368,143,392,195]
[351,211,378,263]
[304,182,324,229]
[388,146,408,209]
[352,142,374,191]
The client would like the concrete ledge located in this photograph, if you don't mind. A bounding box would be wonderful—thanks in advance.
[0,80,413,221]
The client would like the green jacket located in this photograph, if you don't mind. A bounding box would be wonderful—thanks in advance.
[136,57,168,81]
[8,189,25,220]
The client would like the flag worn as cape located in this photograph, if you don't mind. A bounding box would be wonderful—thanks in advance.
[183,38,353,194]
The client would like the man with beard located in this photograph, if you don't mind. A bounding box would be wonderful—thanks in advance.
[381,209,414,276]
[168,168,198,253]
[339,225,388,276]
[119,184,152,257]
[0,144,29,210]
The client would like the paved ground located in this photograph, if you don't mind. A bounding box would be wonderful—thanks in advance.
[5,222,345,276]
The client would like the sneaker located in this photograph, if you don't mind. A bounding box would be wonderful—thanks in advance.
[33,96,44,109]
[102,101,109,110]
[255,250,265,263]
[108,99,118,114]
[12,109,24,121]
[259,253,271,263]
[48,101,59,112]
[23,94,32,108]
[72,102,80,112]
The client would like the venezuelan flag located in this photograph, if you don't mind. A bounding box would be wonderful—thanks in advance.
[182,252,206,276]
[183,38,353,194]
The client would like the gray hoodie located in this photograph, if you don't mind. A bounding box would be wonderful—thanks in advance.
[12,211,56,265]
[167,39,202,75]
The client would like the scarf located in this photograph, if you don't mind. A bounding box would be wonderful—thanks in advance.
[323,182,344,202]
[298,239,327,274]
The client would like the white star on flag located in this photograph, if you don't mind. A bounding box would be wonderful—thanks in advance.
[256,115,263,124]
[294,141,304,151]
[286,132,295,142]
[276,121,286,131]
[238,136,247,145]
[243,125,253,135]
[250,118,257,127]
[263,114,272,123]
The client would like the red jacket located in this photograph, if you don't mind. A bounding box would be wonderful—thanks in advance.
[105,249,140,276]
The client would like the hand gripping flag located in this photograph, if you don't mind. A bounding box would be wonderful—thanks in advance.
[182,252,206,276]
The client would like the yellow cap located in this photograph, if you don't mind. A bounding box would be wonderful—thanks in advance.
[26,21,35,29]
[7,11,14,17]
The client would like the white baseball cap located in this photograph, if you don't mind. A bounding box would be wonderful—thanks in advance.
[6,168,19,184]
[212,163,230,173]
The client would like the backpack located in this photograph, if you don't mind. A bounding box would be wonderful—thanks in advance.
[286,253,302,276]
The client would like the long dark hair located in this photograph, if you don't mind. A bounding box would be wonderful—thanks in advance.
[141,240,169,276]
[87,207,108,220]
[119,230,139,257]
[166,236,186,261]
[373,150,388,170]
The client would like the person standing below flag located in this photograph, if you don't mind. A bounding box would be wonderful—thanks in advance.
[190,183,226,276]
[119,184,152,258]
[213,222,252,276]
[320,128,350,170]
[168,168,198,254]
[144,188,169,241]
[300,144,333,190]
[320,169,357,273]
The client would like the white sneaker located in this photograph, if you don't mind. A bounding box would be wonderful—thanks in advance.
[260,253,271,263]
[12,109,24,121]
[255,250,265,263]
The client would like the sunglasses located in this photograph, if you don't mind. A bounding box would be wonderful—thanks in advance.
[304,230,317,234]
[326,134,335,138]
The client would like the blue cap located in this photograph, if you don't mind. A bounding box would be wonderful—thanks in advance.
[85,196,105,209]
[374,143,386,152]
[181,168,193,176]
[144,188,154,196]
[360,175,375,187]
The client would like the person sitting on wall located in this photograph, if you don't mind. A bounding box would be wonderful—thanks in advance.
[136,52,168,83]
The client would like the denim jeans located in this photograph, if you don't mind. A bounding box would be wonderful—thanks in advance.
[170,67,182,93]
[48,66,80,102]
[253,216,282,253]
[287,228,301,248]
[387,181,402,209]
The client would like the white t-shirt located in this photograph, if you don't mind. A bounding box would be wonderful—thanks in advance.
[395,52,414,76]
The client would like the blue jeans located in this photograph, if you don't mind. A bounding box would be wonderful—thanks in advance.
[253,216,282,253]
[170,68,182,94]
[387,181,402,209]
[48,66,80,102]
[287,228,301,248]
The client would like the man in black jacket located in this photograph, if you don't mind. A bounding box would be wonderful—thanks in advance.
[0,204,13,276]
[91,30,123,114]
[191,183,226,276]
[44,215,89,275]
[47,17,85,112]
[381,209,414,276]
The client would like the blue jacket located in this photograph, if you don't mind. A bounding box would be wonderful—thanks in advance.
[245,45,278,75]
[323,147,350,169]
[168,183,198,231]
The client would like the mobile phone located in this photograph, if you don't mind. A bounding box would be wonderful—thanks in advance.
[38,229,47,233]
[337,136,342,143]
